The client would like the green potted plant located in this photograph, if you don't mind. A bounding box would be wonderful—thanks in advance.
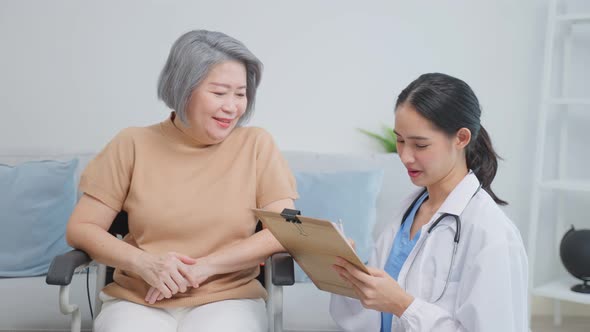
[358,125,397,153]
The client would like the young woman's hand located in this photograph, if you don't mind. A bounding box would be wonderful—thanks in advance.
[332,257,414,317]
[131,251,196,302]
[144,253,214,304]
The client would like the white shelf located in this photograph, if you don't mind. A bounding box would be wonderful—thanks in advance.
[533,277,590,305]
[529,0,590,324]
[556,14,590,24]
[548,98,590,106]
[539,180,590,193]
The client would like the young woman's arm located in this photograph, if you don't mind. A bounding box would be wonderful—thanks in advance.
[333,240,528,331]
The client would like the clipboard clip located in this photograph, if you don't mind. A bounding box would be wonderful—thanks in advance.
[280,208,302,223]
[280,208,308,236]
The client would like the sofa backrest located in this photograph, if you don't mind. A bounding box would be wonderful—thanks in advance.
[0,150,417,240]
[282,151,417,239]
[0,152,94,187]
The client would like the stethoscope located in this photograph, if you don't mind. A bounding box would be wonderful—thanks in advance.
[401,182,481,303]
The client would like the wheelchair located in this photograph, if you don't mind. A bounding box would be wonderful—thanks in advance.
[46,211,295,332]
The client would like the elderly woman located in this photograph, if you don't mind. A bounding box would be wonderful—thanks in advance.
[66,30,298,332]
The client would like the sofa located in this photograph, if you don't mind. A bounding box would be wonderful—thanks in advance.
[0,150,414,331]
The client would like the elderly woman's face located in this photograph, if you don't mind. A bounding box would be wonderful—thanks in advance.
[184,60,248,144]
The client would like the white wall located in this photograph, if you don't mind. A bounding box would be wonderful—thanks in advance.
[1,0,588,319]
[0,0,543,234]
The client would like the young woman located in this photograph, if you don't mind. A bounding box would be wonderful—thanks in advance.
[330,73,528,331]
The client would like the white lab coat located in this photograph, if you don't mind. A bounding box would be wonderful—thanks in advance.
[330,172,528,332]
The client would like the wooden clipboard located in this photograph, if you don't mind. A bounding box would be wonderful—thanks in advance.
[253,208,369,299]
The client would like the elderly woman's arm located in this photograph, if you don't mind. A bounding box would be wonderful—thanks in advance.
[198,199,292,271]
[145,198,293,304]
[67,194,196,299]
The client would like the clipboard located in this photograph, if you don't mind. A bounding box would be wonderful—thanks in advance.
[253,208,369,299]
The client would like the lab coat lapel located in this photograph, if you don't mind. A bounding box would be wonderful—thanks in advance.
[437,171,481,217]
[396,172,480,287]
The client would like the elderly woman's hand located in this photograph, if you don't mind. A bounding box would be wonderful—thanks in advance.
[130,251,196,303]
[144,254,214,304]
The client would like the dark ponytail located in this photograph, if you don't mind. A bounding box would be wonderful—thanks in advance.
[396,73,507,205]
[466,126,507,205]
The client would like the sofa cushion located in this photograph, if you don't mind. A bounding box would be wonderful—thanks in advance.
[292,169,384,282]
[283,152,417,241]
[0,159,78,277]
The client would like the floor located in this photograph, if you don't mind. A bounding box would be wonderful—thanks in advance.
[4,316,590,332]
[531,316,590,332]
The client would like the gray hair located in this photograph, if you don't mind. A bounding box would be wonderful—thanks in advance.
[157,30,263,125]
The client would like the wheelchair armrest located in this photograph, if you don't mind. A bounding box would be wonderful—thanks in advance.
[45,249,92,286]
[270,253,295,286]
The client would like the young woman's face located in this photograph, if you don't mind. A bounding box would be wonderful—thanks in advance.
[394,103,466,187]
[183,60,248,145]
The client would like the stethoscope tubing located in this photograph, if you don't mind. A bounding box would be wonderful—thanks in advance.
[401,182,481,302]
[404,213,461,303]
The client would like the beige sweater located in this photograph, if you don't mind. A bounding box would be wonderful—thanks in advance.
[79,113,298,308]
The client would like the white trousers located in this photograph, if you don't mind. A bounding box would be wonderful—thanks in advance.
[94,293,268,332]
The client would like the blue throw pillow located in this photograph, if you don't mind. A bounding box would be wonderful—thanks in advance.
[0,159,78,277]
[293,169,384,282]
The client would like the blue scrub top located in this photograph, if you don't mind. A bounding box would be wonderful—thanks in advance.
[381,191,429,332]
